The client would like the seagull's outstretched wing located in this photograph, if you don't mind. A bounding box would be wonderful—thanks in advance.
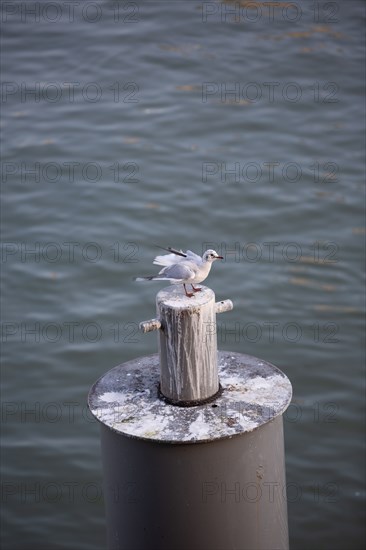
[154,245,187,257]
[165,246,187,258]
[159,262,196,282]
[153,253,181,267]
[153,245,189,267]
[185,250,203,265]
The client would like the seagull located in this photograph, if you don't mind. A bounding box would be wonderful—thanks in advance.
[135,246,223,297]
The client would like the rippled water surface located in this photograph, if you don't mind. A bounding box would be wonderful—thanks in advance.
[1,1,365,549]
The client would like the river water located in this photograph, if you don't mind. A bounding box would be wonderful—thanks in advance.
[1,1,365,549]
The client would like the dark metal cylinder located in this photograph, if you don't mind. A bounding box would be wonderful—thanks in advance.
[88,351,292,550]
[101,416,288,550]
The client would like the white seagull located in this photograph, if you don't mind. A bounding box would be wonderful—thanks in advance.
[135,246,223,297]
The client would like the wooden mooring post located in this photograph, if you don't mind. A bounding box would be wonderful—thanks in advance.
[88,285,292,550]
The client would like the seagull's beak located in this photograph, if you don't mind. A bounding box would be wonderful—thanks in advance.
[216,255,224,259]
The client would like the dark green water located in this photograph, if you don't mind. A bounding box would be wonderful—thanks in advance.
[1,1,365,549]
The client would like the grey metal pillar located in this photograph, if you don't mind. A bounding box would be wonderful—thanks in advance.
[88,286,292,550]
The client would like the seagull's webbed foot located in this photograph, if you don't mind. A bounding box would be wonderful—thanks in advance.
[191,285,202,293]
[183,284,194,298]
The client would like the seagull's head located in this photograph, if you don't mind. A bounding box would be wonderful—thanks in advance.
[203,249,224,263]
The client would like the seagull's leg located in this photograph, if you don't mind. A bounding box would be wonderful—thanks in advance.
[183,284,194,298]
[191,285,202,293]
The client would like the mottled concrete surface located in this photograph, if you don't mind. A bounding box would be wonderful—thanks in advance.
[88,351,292,444]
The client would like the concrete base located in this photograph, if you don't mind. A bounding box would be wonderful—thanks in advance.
[88,351,292,443]
[88,351,292,550]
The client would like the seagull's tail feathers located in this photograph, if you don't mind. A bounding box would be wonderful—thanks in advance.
[134,275,179,283]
